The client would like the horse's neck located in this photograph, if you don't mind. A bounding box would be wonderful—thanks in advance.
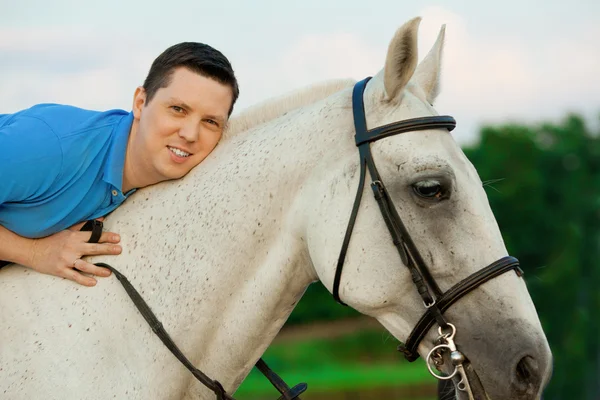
[98,88,355,395]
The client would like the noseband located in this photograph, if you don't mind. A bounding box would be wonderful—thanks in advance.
[332,77,523,392]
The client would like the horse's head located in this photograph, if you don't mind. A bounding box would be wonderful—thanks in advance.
[303,17,552,399]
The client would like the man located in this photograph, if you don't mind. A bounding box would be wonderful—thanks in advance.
[0,42,239,287]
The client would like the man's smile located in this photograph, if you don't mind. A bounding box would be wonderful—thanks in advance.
[167,146,192,158]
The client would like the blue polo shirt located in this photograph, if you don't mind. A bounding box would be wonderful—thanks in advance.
[0,104,136,238]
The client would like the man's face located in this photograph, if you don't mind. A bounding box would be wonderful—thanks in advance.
[131,67,233,185]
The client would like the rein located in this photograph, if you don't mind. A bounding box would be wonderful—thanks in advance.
[81,219,307,400]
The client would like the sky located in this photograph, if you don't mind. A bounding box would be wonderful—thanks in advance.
[1,0,599,143]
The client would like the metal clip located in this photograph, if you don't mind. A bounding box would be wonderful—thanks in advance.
[425,323,475,398]
[426,323,459,380]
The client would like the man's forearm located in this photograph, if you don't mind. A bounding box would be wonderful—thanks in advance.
[0,224,35,266]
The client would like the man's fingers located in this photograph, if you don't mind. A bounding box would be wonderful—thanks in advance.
[82,242,122,256]
[74,229,120,244]
[98,231,120,244]
[63,267,97,287]
[74,260,112,277]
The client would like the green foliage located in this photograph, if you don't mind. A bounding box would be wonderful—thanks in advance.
[235,330,435,398]
[286,282,360,325]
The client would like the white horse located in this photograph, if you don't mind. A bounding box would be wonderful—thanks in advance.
[0,17,552,400]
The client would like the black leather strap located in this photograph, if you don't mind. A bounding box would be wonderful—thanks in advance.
[333,157,367,306]
[82,219,103,243]
[82,220,305,400]
[80,221,233,398]
[356,116,456,146]
[255,359,308,400]
[333,77,455,306]
[94,261,235,399]
[397,256,523,361]
[369,176,444,300]
[350,78,455,147]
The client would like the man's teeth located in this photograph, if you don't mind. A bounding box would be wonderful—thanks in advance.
[168,147,190,157]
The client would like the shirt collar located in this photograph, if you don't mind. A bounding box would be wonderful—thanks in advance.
[103,111,135,196]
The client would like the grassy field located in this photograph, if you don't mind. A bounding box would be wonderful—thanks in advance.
[236,362,436,399]
[234,321,438,399]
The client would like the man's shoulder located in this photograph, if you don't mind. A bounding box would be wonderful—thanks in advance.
[14,103,131,138]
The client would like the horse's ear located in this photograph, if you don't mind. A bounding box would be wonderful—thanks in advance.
[414,25,446,105]
[383,17,421,100]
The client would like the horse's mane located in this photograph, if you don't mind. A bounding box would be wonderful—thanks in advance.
[224,78,355,140]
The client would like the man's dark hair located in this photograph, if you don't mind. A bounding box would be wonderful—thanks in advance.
[143,42,239,116]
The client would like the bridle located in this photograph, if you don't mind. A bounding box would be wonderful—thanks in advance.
[59,77,526,400]
[332,77,524,396]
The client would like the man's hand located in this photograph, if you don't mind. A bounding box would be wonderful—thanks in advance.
[27,219,122,287]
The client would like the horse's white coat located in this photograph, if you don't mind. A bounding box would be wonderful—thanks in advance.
[0,17,551,400]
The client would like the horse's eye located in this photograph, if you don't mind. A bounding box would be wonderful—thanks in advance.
[412,179,443,199]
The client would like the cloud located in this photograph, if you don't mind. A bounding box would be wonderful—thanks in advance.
[234,6,599,144]
[0,27,155,112]
[278,32,383,84]
[417,6,600,141]
[1,8,598,145]
[232,31,385,112]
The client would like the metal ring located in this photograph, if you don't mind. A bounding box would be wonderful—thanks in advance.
[72,258,79,268]
[438,322,456,340]
[426,344,459,380]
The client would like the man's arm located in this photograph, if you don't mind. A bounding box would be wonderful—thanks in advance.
[0,112,122,286]
[0,223,35,266]
[0,222,122,286]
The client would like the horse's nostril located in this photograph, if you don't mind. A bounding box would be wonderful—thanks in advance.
[516,356,533,381]
[515,355,540,394]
